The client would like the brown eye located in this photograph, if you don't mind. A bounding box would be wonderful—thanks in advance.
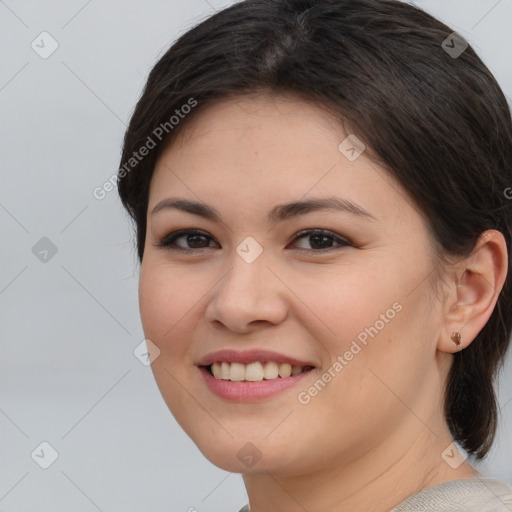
[157,230,218,252]
[291,229,352,251]
[184,233,211,248]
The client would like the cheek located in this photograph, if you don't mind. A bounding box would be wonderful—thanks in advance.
[317,277,439,429]
[310,264,402,344]
[138,262,201,427]
[139,264,165,341]
[138,262,195,355]
[314,258,436,392]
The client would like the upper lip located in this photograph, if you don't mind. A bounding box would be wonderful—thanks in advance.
[196,349,316,368]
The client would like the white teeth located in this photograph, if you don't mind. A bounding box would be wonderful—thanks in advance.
[245,362,264,381]
[221,361,230,380]
[264,361,279,379]
[278,363,292,378]
[209,361,308,381]
[212,362,222,379]
[229,362,246,382]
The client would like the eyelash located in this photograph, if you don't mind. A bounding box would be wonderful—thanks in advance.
[156,228,353,254]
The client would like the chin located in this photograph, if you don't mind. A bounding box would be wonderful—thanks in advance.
[189,430,308,475]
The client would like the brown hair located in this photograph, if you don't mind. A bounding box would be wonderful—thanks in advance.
[117,0,512,459]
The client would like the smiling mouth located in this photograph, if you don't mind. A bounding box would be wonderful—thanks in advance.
[202,361,315,382]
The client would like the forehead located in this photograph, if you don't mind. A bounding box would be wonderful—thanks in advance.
[169,92,349,155]
[149,93,413,226]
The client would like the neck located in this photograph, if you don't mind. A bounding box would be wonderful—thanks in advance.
[242,419,477,512]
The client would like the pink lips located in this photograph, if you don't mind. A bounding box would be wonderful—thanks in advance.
[199,366,314,401]
[196,349,317,402]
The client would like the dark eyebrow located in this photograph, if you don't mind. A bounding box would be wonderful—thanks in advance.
[268,197,377,223]
[151,196,377,222]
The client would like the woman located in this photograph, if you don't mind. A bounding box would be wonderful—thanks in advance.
[117,0,512,510]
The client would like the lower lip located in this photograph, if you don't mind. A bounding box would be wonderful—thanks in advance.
[199,366,315,402]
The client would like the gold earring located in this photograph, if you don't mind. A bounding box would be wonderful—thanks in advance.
[451,332,462,346]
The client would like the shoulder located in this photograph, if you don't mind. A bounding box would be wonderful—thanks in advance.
[390,477,512,512]
[237,478,512,512]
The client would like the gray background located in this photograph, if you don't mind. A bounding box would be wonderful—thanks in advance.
[0,1,511,511]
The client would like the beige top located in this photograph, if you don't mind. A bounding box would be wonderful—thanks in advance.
[238,477,512,512]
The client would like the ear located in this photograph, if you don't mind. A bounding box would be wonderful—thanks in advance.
[439,229,508,353]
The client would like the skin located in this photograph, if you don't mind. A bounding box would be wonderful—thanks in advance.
[138,92,508,512]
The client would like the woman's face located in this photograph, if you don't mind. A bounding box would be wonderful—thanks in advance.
[139,93,449,475]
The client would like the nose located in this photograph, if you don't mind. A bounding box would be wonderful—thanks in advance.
[204,248,288,334]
